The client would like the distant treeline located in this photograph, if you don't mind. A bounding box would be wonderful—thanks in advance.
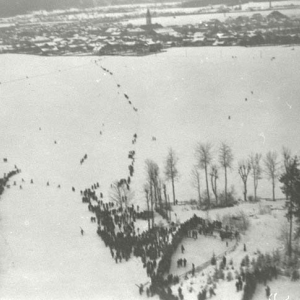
[181,0,281,8]
[0,0,285,18]
[0,0,173,18]
[182,0,240,8]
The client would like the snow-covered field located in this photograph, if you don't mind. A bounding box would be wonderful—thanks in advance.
[1,46,300,299]
[2,47,300,202]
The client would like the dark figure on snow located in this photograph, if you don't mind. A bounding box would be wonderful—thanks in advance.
[138,284,143,295]
[223,256,227,266]
[244,243,247,251]
[265,286,270,298]
[181,245,185,254]
[177,258,182,268]
[30,179,33,184]
[178,287,183,300]
[239,278,243,291]
[202,289,207,300]
[72,187,75,192]
[236,280,239,292]
[209,287,216,297]
[192,263,195,276]
[80,228,84,235]
[47,181,49,186]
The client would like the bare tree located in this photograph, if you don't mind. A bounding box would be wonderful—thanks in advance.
[145,159,160,227]
[144,183,151,230]
[145,159,160,212]
[195,142,213,206]
[191,165,201,206]
[282,147,292,171]
[210,164,219,204]
[249,153,262,201]
[165,148,179,205]
[238,159,251,201]
[109,179,133,209]
[282,147,292,201]
[163,183,171,220]
[219,142,234,204]
[157,177,164,210]
[264,151,280,201]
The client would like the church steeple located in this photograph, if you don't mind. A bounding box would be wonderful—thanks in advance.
[146,9,152,26]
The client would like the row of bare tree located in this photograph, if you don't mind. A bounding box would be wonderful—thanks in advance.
[109,144,292,217]
[143,149,179,227]
[192,143,292,206]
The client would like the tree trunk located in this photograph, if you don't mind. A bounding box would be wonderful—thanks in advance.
[272,177,275,201]
[205,164,210,206]
[197,174,201,206]
[215,177,218,204]
[146,192,150,230]
[150,183,154,228]
[224,166,227,204]
[154,183,158,210]
[243,182,247,201]
[289,208,292,257]
[163,185,168,222]
[168,194,171,221]
[254,178,257,201]
[171,176,176,205]
[210,175,218,204]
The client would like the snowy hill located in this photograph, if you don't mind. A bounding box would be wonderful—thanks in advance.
[1,46,300,299]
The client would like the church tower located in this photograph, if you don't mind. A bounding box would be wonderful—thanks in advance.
[146,9,152,26]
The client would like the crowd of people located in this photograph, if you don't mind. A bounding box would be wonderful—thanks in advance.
[80,180,240,300]
[0,166,21,196]
[241,252,278,300]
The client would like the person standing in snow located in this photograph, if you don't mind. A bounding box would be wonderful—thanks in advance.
[236,280,239,292]
[265,285,270,298]
[181,245,185,254]
[178,287,183,300]
[138,284,143,295]
[209,286,216,297]
[80,228,84,235]
[223,255,227,266]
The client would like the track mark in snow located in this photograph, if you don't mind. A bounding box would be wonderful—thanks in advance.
[286,102,292,109]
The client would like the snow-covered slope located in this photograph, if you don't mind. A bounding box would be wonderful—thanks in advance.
[1,46,300,299]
